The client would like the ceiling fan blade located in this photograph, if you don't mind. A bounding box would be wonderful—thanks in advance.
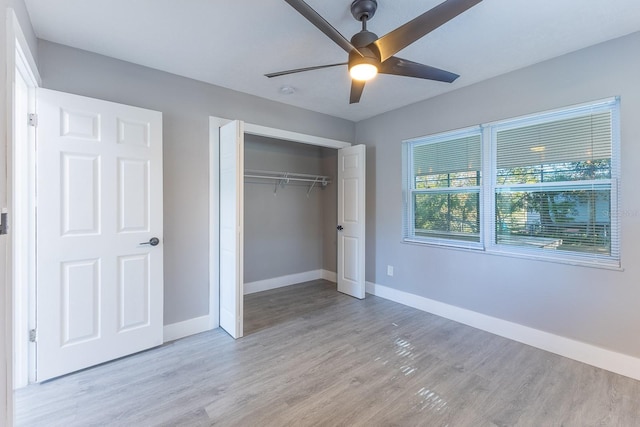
[374,0,482,62]
[379,57,459,83]
[284,0,363,56]
[350,80,366,104]
[265,62,347,78]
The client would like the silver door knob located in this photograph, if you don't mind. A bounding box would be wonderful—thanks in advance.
[140,237,160,246]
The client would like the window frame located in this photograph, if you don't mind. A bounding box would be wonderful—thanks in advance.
[403,126,484,250]
[402,98,621,269]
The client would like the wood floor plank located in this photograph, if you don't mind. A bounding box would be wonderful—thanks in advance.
[15,280,640,426]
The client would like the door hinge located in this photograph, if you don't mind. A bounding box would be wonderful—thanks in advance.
[28,113,38,127]
[29,329,37,343]
[0,211,7,235]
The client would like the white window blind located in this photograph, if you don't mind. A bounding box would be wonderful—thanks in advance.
[496,111,612,172]
[413,133,482,177]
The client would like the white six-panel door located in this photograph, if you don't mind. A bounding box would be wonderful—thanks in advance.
[219,120,244,339]
[36,88,164,381]
[337,145,366,299]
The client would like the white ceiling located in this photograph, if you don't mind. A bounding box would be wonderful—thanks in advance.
[24,0,640,122]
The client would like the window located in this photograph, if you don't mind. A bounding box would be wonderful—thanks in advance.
[404,128,483,248]
[403,98,620,267]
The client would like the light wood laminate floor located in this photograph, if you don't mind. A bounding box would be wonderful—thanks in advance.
[16,280,640,426]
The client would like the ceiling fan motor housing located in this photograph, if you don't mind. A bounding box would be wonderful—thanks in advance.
[351,29,378,48]
[349,30,381,71]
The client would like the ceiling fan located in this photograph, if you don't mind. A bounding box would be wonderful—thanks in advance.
[266,0,482,104]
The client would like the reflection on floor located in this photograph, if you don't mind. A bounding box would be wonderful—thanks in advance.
[15,280,640,426]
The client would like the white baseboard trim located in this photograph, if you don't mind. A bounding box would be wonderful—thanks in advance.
[366,281,640,381]
[322,269,337,283]
[244,269,336,295]
[163,315,212,343]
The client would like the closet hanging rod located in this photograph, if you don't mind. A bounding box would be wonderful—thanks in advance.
[244,169,331,185]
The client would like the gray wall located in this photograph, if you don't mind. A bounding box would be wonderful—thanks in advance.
[356,32,640,358]
[37,41,354,325]
[244,136,337,282]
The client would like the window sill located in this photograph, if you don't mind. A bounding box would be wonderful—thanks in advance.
[402,238,623,271]
[485,247,623,271]
[402,237,483,252]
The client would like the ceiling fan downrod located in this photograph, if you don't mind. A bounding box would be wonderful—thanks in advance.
[350,0,379,48]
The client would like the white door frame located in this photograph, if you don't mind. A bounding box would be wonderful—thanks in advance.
[6,6,41,422]
[209,117,351,329]
[12,38,38,388]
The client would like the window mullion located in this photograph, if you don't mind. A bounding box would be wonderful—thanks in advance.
[484,125,495,250]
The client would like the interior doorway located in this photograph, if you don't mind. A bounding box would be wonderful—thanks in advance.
[10,26,165,389]
[8,9,41,392]
[210,118,366,339]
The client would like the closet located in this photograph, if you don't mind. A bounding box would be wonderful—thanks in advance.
[243,135,337,294]
[211,118,365,339]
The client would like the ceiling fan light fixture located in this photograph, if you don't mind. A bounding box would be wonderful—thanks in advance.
[349,63,378,81]
[349,49,379,81]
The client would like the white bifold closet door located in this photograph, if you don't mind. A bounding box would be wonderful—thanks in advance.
[35,89,164,382]
[218,119,366,339]
[219,120,244,339]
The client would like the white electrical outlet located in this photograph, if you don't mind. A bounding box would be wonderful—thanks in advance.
[387,265,394,276]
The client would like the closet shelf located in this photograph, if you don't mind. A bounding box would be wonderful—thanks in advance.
[244,169,331,195]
